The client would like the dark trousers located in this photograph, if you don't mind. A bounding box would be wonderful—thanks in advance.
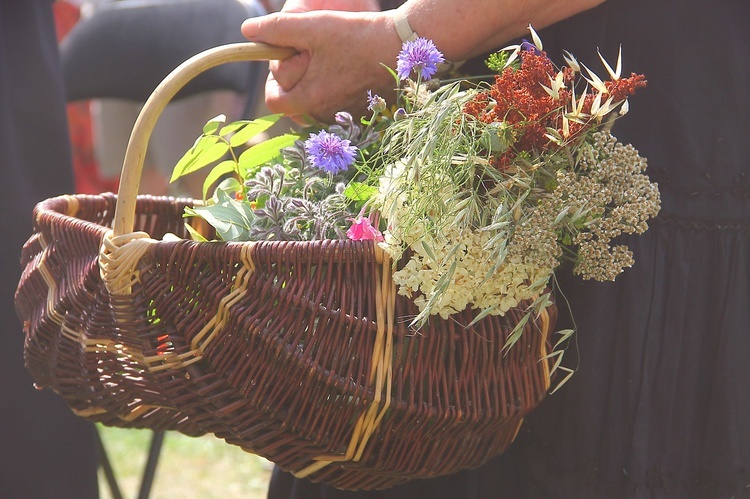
[0,2,99,497]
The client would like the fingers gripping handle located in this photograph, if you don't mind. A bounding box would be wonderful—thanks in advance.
[112,42,296,237]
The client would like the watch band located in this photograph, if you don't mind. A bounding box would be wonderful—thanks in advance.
[392,11,464,76]
[394,11,419,43]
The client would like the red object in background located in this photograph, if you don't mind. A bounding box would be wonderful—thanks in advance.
[53,1,119,194]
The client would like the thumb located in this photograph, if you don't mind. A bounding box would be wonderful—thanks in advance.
[241,13,311,50]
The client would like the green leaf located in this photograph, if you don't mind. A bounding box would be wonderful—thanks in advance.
[480,122,510,153]
[549,366,575,394]
[184,222,209,242]
[215,177,243,199]
[170,135,229,182]
[468,305,498,327]
[379,62,400,86]
[219,121,251,137]
[226,114,283,148]
[238,133,299,178]
[202,160,238,200]
[343,182,378,202]
[420,241,438,263]
[185,189,254,241]
[554,206,571,225]
[551,328,575,349]
[502,312,530,352]
[202,114,226,136]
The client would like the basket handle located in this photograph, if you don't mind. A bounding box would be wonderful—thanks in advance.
[112,43,296,237]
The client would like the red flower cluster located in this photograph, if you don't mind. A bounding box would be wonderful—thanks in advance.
[605,73,648,102]
[463,49,646,169]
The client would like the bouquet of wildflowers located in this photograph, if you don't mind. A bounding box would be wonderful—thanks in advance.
[171,26,660,338]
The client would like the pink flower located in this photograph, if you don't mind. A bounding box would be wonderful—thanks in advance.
[346,215,384,242]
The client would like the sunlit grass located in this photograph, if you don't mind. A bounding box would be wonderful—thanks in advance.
[97,424,272,499]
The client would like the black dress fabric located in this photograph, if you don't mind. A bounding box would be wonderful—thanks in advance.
[268,0,750,497]
[0,1,99,497]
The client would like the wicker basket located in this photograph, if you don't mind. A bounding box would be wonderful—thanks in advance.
[15,43,556,490]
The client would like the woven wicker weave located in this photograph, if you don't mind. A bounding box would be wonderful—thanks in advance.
[15,43,556,490]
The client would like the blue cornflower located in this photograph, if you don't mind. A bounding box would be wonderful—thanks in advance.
[520,38,542,55]
[396,37,445,81]
[304,130,358,174]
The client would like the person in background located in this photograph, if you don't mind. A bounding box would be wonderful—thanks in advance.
[242,0,750,497]
[62,0,272,197]
[0,1,99,497]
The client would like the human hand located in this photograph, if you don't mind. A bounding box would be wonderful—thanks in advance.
[280,0,381,13]
[242,8,401,123]
[264,0,381,111]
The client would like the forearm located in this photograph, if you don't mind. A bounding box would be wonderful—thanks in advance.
[395,0,605,61]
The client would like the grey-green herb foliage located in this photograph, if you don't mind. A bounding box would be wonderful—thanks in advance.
[171,112,382,242]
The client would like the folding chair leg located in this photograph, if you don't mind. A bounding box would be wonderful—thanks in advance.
[95,427,124,499]
[137,431,166,499]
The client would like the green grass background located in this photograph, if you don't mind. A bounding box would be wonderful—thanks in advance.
[97,424,272,498]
